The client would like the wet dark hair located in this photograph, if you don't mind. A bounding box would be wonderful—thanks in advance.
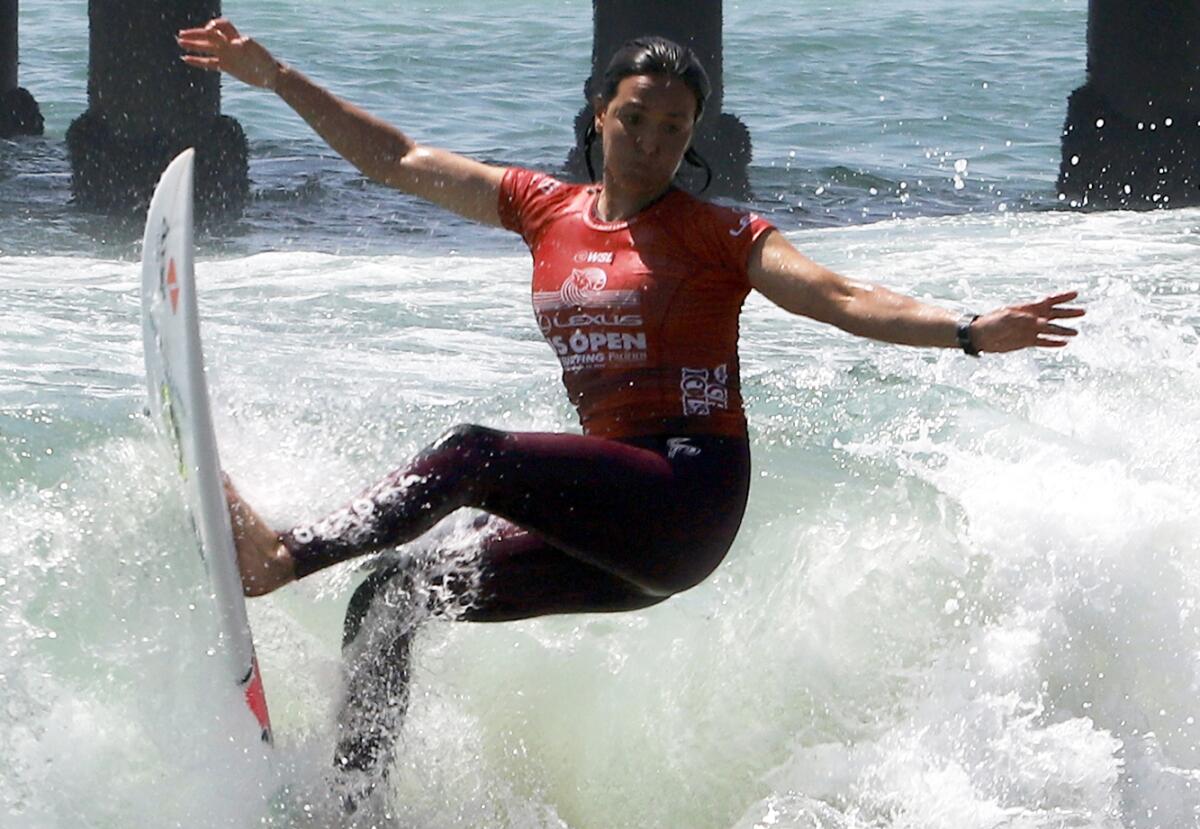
[582,36,714,192]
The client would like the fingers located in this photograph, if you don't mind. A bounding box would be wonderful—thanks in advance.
[1025,314,1076,349]
[177,18,235,56]
[176,34,214,52]
[176,30,221,45]
[177,31,230,53]
[1027,295,1084,314]
[1042,290,1078,305]
[178,17,237,38]
[177,34,222,62]
[1011,293,1085,333]
[207,17,239,37]
[1041,321,1078,337]
[1040,297,1085,316]
[181,54,220,71]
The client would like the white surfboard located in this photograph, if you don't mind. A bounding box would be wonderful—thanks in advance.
[141,149,273,745]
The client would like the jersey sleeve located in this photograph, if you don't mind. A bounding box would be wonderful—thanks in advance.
[708,205,776,289]
[497,167,571,247]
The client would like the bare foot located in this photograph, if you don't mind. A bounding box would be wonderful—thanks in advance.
[223,475,297,597]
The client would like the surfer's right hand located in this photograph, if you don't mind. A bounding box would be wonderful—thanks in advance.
[223,475,297,597]
[178,18,281,90]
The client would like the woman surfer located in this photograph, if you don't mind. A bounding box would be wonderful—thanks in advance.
[178,16,1084,803]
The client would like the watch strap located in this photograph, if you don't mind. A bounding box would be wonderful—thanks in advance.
[956,313,981,357]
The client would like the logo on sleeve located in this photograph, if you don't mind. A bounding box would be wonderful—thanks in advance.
[729,213,755,237]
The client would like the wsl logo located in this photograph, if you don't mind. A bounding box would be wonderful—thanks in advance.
[574,250,615,264]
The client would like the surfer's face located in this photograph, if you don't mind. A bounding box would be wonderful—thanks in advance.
[595,73,697,197]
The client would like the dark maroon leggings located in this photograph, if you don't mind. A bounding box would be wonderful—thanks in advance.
[293,425,751,802]
[283,424,752,622]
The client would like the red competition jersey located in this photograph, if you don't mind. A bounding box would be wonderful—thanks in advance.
[499,167,775,439]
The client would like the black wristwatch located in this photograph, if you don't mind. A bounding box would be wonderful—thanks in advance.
[956,313,981,357]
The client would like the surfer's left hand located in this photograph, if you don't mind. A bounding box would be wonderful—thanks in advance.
[971,291,1085,353]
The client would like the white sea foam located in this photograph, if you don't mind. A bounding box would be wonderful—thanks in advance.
[2,207,1199,827]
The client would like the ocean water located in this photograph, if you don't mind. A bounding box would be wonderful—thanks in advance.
[6,1,1200,827]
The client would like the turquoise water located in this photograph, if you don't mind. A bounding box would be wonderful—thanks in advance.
[5,0,1084,255]
[8,2,1200,828]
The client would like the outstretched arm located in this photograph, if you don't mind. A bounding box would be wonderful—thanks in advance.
[747,230,1084,353]
[178,18,506,227]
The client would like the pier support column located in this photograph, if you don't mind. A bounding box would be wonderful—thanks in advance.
[0,0,43,137]
[1059,0,1200,208]
[66,0,247,216]
[566,0,752,199]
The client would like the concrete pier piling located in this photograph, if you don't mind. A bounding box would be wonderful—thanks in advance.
[1059,0,1200,208]
[1,0,44,138]
[66,0,247,216]
[567,0,751,198]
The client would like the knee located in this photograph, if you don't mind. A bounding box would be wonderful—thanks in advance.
[638,572,701,599]
[635,551,724,598]
[433,423,505,457]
